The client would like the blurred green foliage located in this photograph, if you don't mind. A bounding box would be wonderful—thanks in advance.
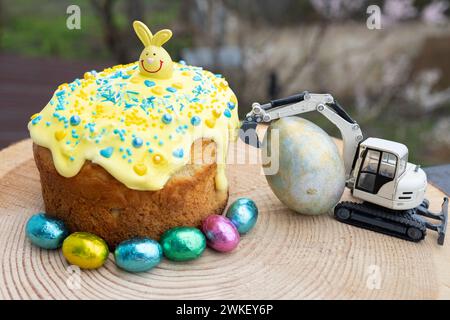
[0,0,188,61]
[2,0,107,59]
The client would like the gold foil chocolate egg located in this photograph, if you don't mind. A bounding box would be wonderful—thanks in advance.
[62,232,109,269]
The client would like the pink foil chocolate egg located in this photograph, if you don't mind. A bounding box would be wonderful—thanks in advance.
[202,215,240,252]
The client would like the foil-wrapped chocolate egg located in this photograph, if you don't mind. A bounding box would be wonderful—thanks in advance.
[114,238,162,272]
[25,213,68,249]
[62,232,109,269]
[161,227,206,261]
[202,215,240,252]
[226,198,258,234]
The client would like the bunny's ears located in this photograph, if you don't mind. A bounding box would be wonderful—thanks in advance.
[133,21,172,47]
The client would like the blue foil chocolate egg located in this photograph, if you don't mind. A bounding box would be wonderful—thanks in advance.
[114,238,163,273]
[25,213,68,249]
[225,198,258,234]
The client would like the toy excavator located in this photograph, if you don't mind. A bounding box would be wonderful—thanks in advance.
[240,91,448,245]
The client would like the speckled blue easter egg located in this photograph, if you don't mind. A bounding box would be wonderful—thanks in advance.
[225,198,258,234]
[114,238,162,273]
[161,227,206,261]
[25,213,68,249]
[263,117,345,215]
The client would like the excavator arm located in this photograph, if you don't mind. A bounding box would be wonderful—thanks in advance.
[240,91,364,185]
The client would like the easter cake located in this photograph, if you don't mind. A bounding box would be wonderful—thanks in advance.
[28,21,239,248]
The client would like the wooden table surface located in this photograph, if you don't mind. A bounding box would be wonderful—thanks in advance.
[0,138,449,300]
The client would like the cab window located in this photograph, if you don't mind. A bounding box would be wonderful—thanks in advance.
[361,150,380,173]
[379,152,397,178]
[357,149,397,194]
[397,154,407,175]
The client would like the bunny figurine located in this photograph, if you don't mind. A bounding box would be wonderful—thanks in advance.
[133,21,174,79]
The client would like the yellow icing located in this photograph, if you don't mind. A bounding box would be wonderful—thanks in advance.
[28,61,239,191]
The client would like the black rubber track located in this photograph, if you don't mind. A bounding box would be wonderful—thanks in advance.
[334,201,427,242]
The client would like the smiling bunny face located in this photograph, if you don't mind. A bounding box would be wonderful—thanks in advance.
[133,21,174,79]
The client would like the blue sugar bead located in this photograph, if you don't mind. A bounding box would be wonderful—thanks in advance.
[31,115,42,125]
[227,101,236,110]
[144,80,155,87]
[162,113,172,124]
[190,116,201,126]
[132,137,143,148]
[224,109,232,118]
[166,87,177,93]
[172,148,184,158]
[100,147,114,158]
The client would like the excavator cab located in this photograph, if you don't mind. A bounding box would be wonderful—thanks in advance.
[352,138,426,211]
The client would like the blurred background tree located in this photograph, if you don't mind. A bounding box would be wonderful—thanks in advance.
[0,0,449,164]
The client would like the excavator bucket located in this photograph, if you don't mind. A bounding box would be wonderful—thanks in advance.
[418,197,448,245]
[239,120,260,148]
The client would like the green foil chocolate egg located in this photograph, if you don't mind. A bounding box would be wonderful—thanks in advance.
[160,227,206,261]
